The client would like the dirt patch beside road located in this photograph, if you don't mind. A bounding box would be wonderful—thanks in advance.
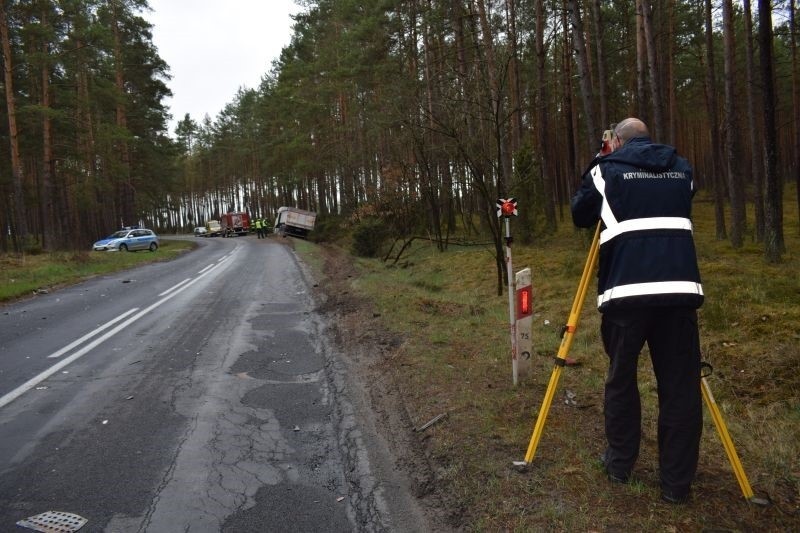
[310,243,460,531]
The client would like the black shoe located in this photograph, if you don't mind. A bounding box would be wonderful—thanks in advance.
[599,452,630,484]
[607,471,630,484]
[660,490,690,504]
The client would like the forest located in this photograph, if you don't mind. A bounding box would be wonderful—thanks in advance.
[1,0,798,268]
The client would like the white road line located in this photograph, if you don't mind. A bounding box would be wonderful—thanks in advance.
[0,258,230,410]
[159,278,192,297]
[47,308,140,359]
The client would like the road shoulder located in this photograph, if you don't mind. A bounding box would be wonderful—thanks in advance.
[310,243,457,532]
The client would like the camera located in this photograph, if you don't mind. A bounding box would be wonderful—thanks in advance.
[599,128,616,155]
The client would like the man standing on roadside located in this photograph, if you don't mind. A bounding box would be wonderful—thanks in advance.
[255,217,263,239]
[571,118,704,504]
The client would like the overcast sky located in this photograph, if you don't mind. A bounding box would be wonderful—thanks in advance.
[144,0,301,134]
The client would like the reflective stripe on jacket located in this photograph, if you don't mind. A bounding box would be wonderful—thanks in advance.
[571,137,704,311]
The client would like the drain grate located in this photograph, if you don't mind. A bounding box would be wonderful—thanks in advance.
[16,511,87,533]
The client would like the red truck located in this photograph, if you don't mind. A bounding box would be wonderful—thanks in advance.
[220,212,251,237]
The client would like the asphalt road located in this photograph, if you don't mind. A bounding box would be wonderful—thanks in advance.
[0,235,428,532]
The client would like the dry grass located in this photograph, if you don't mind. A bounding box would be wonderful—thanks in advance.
[337,186,800,531]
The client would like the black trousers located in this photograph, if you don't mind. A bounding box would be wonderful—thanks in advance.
[600,307,702,495]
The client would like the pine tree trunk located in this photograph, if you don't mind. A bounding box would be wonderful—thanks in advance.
[476,0,511,196]
[791,0,800,231]
[74,32,97,245]
[0,5,28,251]
[590,0,608,130]
[758,0,784,261]
[422,0,444,250]
[41,11,56,251]
[567,0,598,150]
[506,0,523,154]
[561,3,577,190]
[666,0,677,145]
[723,0,746,248]
[743,0,765,242]
[536,0,556,232]
[641,0,665,141]
[635,0,648,121]
[704,0,727,240]
[111,0,133,226]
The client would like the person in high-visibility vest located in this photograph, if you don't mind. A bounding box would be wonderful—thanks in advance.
[571,117,703,505]
[254,218,263,239]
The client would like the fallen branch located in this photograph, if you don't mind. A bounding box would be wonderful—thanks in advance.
[414,412,448,432]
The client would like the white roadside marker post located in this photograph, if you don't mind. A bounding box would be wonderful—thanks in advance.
[515,268,533,381]
[497,198,520,385]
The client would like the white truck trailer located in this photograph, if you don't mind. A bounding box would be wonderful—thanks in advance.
[274,207,316,238]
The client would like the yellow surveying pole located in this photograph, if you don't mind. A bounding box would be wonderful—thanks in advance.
[518,224,601,465]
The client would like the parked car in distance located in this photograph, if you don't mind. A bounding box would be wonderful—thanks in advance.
[194,226,208,237]
[93,228,160,252]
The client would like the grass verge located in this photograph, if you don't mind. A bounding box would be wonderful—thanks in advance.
[0,238,195,303]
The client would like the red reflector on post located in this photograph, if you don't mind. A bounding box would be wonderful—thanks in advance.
[517,285,533,318]
[496,198,518,218]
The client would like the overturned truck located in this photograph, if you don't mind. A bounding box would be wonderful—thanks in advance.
[273,207,316,238]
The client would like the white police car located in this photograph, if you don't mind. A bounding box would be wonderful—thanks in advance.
[92,228,160,252]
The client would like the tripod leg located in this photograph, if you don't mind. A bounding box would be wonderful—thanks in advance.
[522,365,565,463]
[701,376,757,501]
[520,226,600,465]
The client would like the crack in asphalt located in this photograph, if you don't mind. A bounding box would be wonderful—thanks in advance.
[107,245,396,532]
[106,302,290,532]
[314,327,390,531]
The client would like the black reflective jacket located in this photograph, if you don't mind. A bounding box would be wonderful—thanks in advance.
[571,137,704,311]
